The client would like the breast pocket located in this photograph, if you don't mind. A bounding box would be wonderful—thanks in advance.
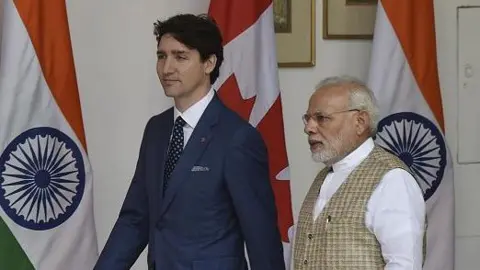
[323,214,364,235]
[187,164,222,199]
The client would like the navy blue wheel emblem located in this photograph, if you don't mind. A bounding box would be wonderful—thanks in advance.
[374,112,446,201]
[0,127,85,230]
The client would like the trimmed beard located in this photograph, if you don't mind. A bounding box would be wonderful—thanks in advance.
[311,133,356,166]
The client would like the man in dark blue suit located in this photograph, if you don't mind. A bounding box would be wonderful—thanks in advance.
[94,13,285,270]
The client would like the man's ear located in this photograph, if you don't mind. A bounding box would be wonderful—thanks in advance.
[355,111,370,135]
[204,54,217,75]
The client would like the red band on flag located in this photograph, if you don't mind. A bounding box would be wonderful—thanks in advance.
[208,0,271,45]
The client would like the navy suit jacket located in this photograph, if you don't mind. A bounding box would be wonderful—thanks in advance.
[95,94,285,270]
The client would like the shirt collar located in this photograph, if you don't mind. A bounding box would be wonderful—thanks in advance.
[331,137,374,172]
[173,87,215,129]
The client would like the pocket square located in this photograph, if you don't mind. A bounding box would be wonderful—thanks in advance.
[191,165,210,172]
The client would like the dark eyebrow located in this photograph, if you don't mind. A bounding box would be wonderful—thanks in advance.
[171,50,188,56]
[156,50,189,57]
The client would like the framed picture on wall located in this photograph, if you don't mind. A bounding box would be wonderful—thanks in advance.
[274,0,291,33]
[274,0,315,67]
[323,0,377,39]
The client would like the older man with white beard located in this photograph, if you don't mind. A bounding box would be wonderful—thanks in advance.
[290,76,426,270]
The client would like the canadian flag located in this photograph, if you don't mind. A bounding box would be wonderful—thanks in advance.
[208,0,294,267]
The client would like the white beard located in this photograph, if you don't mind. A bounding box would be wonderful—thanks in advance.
[311,133,356,165]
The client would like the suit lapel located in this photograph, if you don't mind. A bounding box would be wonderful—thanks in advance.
[159,95,221,216]
[153,109,174,205]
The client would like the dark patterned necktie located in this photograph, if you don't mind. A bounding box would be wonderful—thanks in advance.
[163,116,186,191]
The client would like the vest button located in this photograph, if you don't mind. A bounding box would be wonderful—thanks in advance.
[303,259,308,265]
[308,233,313,239]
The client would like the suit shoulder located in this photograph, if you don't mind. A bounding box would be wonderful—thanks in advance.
[137,107,174,139]
[219,106,258,133]
[218,106,265,147]
[150,107,174,122]
[145,107,173,127]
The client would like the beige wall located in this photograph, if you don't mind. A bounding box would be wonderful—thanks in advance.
[67,0,480,269]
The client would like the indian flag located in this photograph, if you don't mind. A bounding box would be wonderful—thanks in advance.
[0,0,98,269]
[367,1,454,269]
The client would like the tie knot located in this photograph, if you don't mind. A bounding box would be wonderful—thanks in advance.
[175,116,186,128]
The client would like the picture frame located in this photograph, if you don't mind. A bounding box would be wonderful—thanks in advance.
[323,0,377,40]
[345,0,377,5]
[274,0,291,33]
[274,0,316,67]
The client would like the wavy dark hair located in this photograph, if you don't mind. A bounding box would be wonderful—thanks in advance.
[154,13,224,84]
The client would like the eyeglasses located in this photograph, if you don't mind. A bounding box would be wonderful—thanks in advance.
[302,109,360,126]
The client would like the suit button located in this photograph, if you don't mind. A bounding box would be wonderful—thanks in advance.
[304,259,308,265]
[308,233,313,239]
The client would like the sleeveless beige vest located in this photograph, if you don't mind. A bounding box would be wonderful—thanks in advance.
[293,145,421,269]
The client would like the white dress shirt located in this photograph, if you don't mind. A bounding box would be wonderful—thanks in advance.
[172,88,215,148]
[290,138,426,270]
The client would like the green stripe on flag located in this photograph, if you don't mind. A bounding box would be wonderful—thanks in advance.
[0,217,34,270]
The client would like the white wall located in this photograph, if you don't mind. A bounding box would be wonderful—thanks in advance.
[66,0,480,269]
[435,0,480,269]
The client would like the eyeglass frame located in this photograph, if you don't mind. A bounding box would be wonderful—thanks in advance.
[302,109,360,126]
